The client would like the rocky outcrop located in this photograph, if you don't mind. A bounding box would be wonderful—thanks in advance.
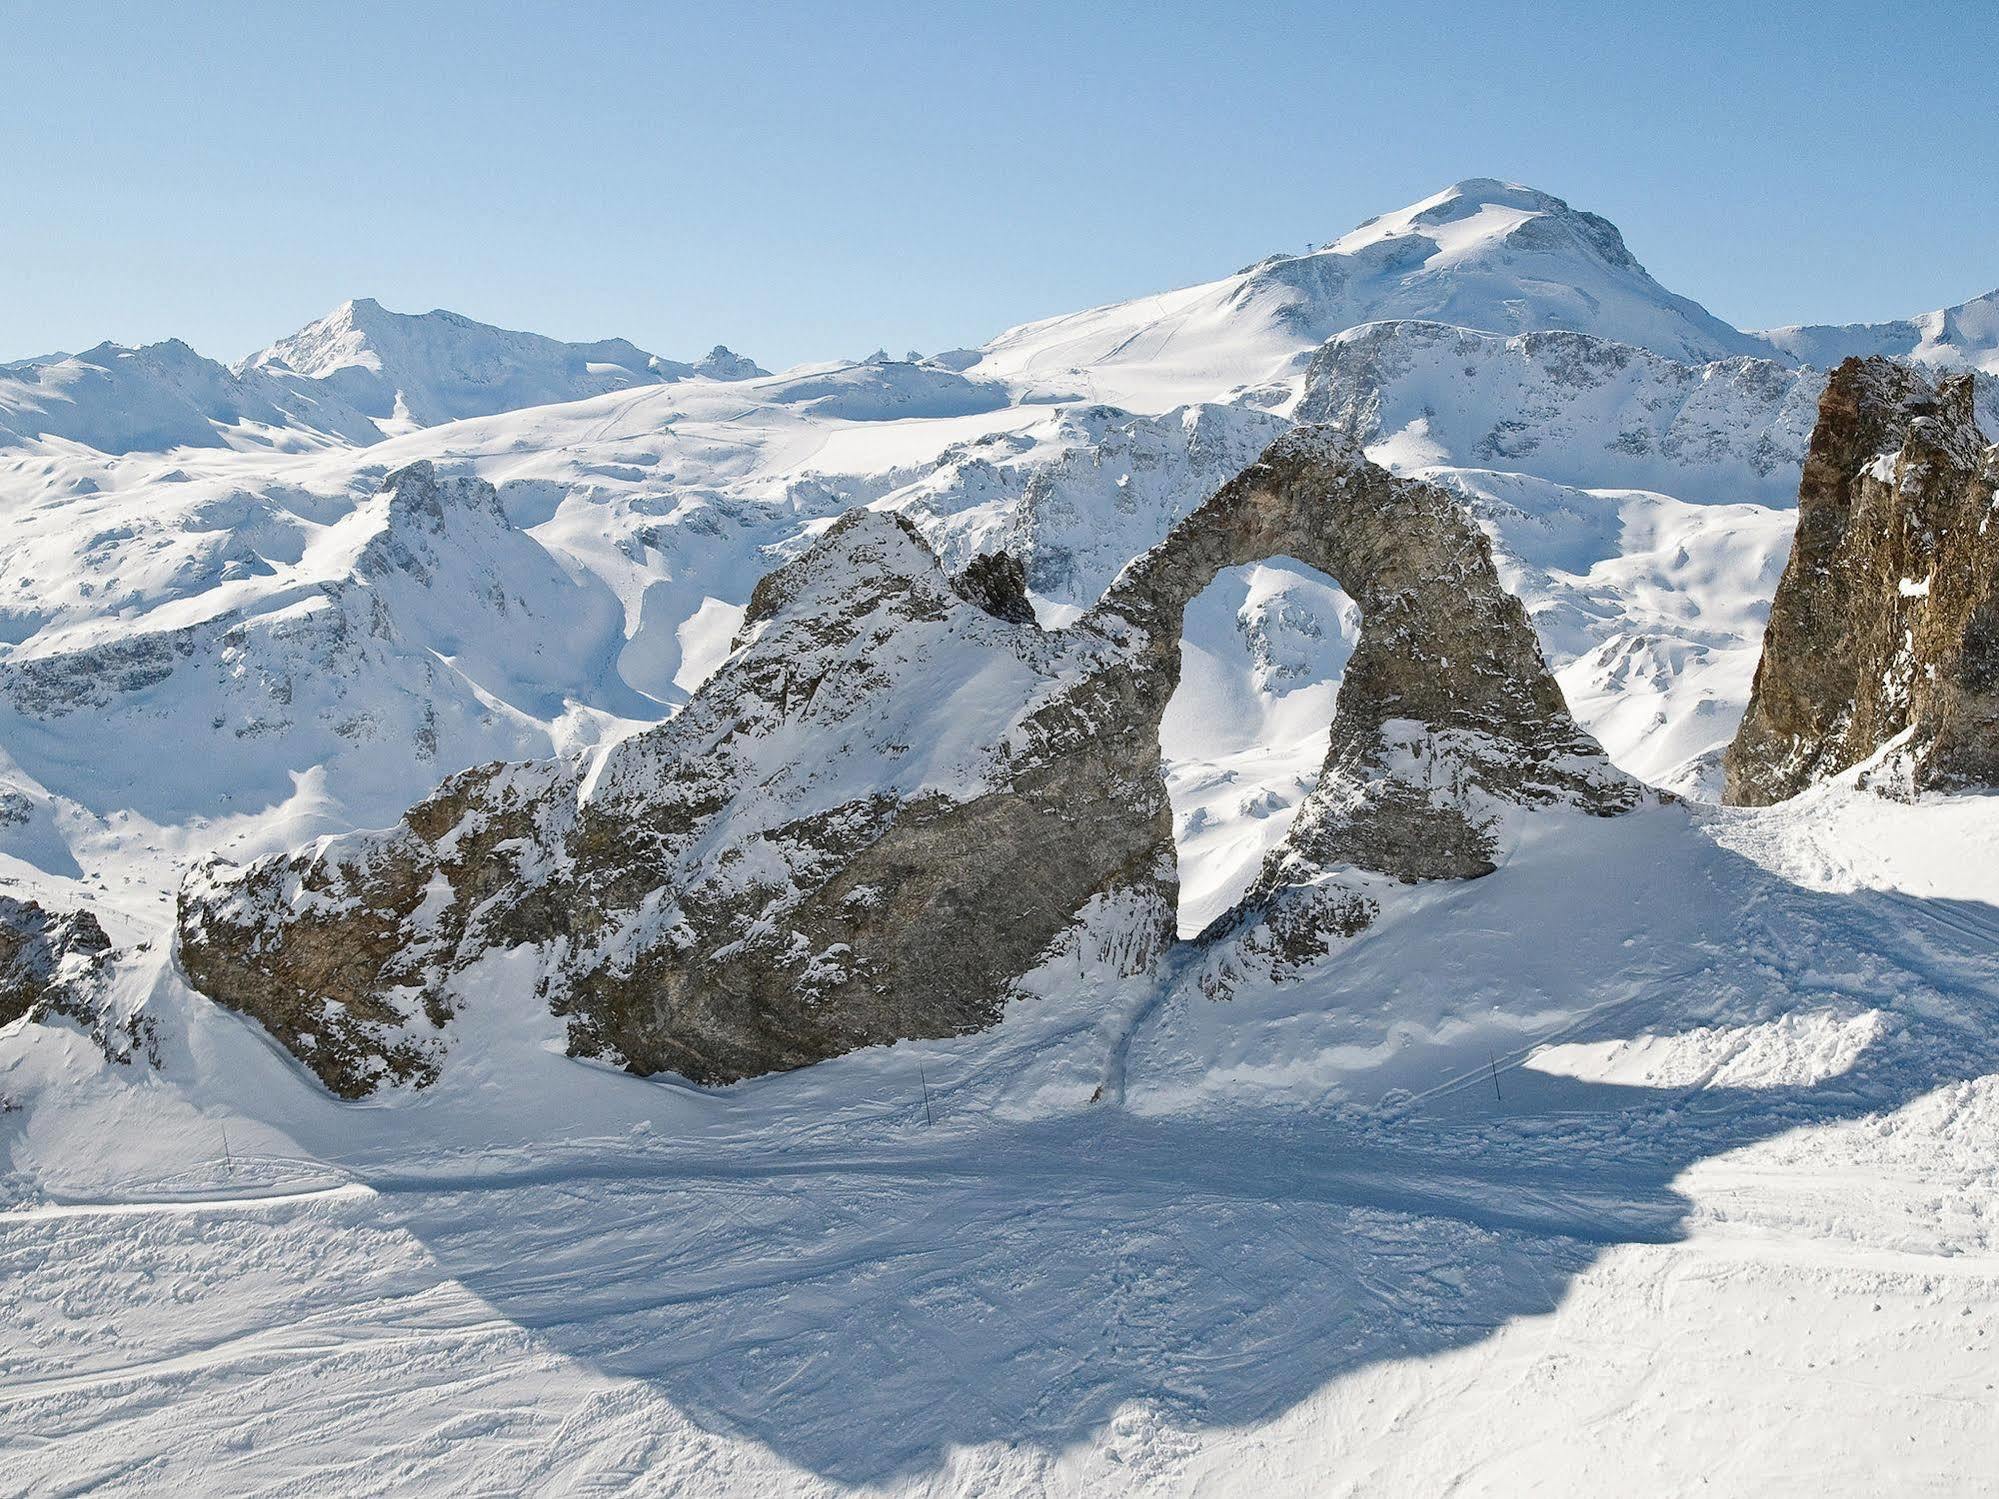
[1725,358,1999,804]
[950,550,1038,624]
[1096,428,1638,967]
[0,896,112,1029]
[178,429,1635,1095]
[692,345,768,380]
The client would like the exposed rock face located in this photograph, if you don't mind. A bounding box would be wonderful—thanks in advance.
[0,896,120,1040]
[178,429,1634,1095]
[1096,429,1639,966]
[1725,358,1999,804]
[950,550,1038,625]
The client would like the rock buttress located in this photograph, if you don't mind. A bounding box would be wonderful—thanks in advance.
[1725,358,1999,804]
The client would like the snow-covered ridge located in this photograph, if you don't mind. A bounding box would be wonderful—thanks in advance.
[1760,286,1999,376]
[0,338,384,453]
[0,300,766,456]
[1301,319,1824,506]
[238,297,767,428]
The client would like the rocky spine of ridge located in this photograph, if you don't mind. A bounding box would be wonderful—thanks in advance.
[1724,357,1999,804]
[177,430,1635,1097]
[0,895,152,1065]
[0,897,112,1028]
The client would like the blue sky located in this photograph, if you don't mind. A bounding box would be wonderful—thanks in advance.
[6,1,1996,368]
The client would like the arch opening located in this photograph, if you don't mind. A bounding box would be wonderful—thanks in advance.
[1158,555,1361,937]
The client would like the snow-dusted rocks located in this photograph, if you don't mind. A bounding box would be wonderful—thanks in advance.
[0,895,111,1029]
[888,401,1295,605]
[1726,357,1999,803]
[1300,320,1823,506]
[178,503,1174,1094]
[1100,428,1639,970]
[0,894,148,1069]
[177,430,1634,1094]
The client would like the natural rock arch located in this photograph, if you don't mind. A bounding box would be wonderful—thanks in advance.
[1155,553,1357,937]
[1094,428,1627,894]
[179,429,1635,1096]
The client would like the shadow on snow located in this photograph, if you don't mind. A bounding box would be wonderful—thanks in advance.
[367,830,1999,1485]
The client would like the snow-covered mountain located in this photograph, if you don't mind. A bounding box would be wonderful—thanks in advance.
[0,301,765,456]
[970,178,1774,411]
[0,174,1935,929]
[238,297,764,428]
[0,175,1904,921]
[5,177,1999,1494]
[1300,319,1824,505]
[0,338,384,452]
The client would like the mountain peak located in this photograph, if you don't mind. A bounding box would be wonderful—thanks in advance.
[693,344,769,380]
[975,178,1768,409]
[1323,178,1637,272]
[237,300,767,425]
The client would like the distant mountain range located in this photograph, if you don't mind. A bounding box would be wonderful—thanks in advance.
[4,178,1992,457]
[0,299,766,453]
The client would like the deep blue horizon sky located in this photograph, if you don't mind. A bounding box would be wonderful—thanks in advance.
[7,1,1996,369]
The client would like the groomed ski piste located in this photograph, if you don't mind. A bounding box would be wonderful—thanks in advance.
[4,180,1998,1494]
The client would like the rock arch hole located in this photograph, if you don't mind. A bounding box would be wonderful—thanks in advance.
[1158,556,1361,937]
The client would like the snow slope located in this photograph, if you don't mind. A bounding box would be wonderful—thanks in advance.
[4,780,1998,1495]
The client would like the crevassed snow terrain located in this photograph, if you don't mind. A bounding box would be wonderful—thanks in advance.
[3,179,1998,1496]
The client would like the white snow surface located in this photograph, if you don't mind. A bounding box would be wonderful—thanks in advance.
[971,179,1773,413]
[3,178,1999,1495]
[0,300,765,456]
[1761,286,1999,376]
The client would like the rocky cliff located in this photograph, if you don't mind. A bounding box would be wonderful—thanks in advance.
[1725,358,1999,804]
[0,896,111,1029]
[178,430,1635,1096]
